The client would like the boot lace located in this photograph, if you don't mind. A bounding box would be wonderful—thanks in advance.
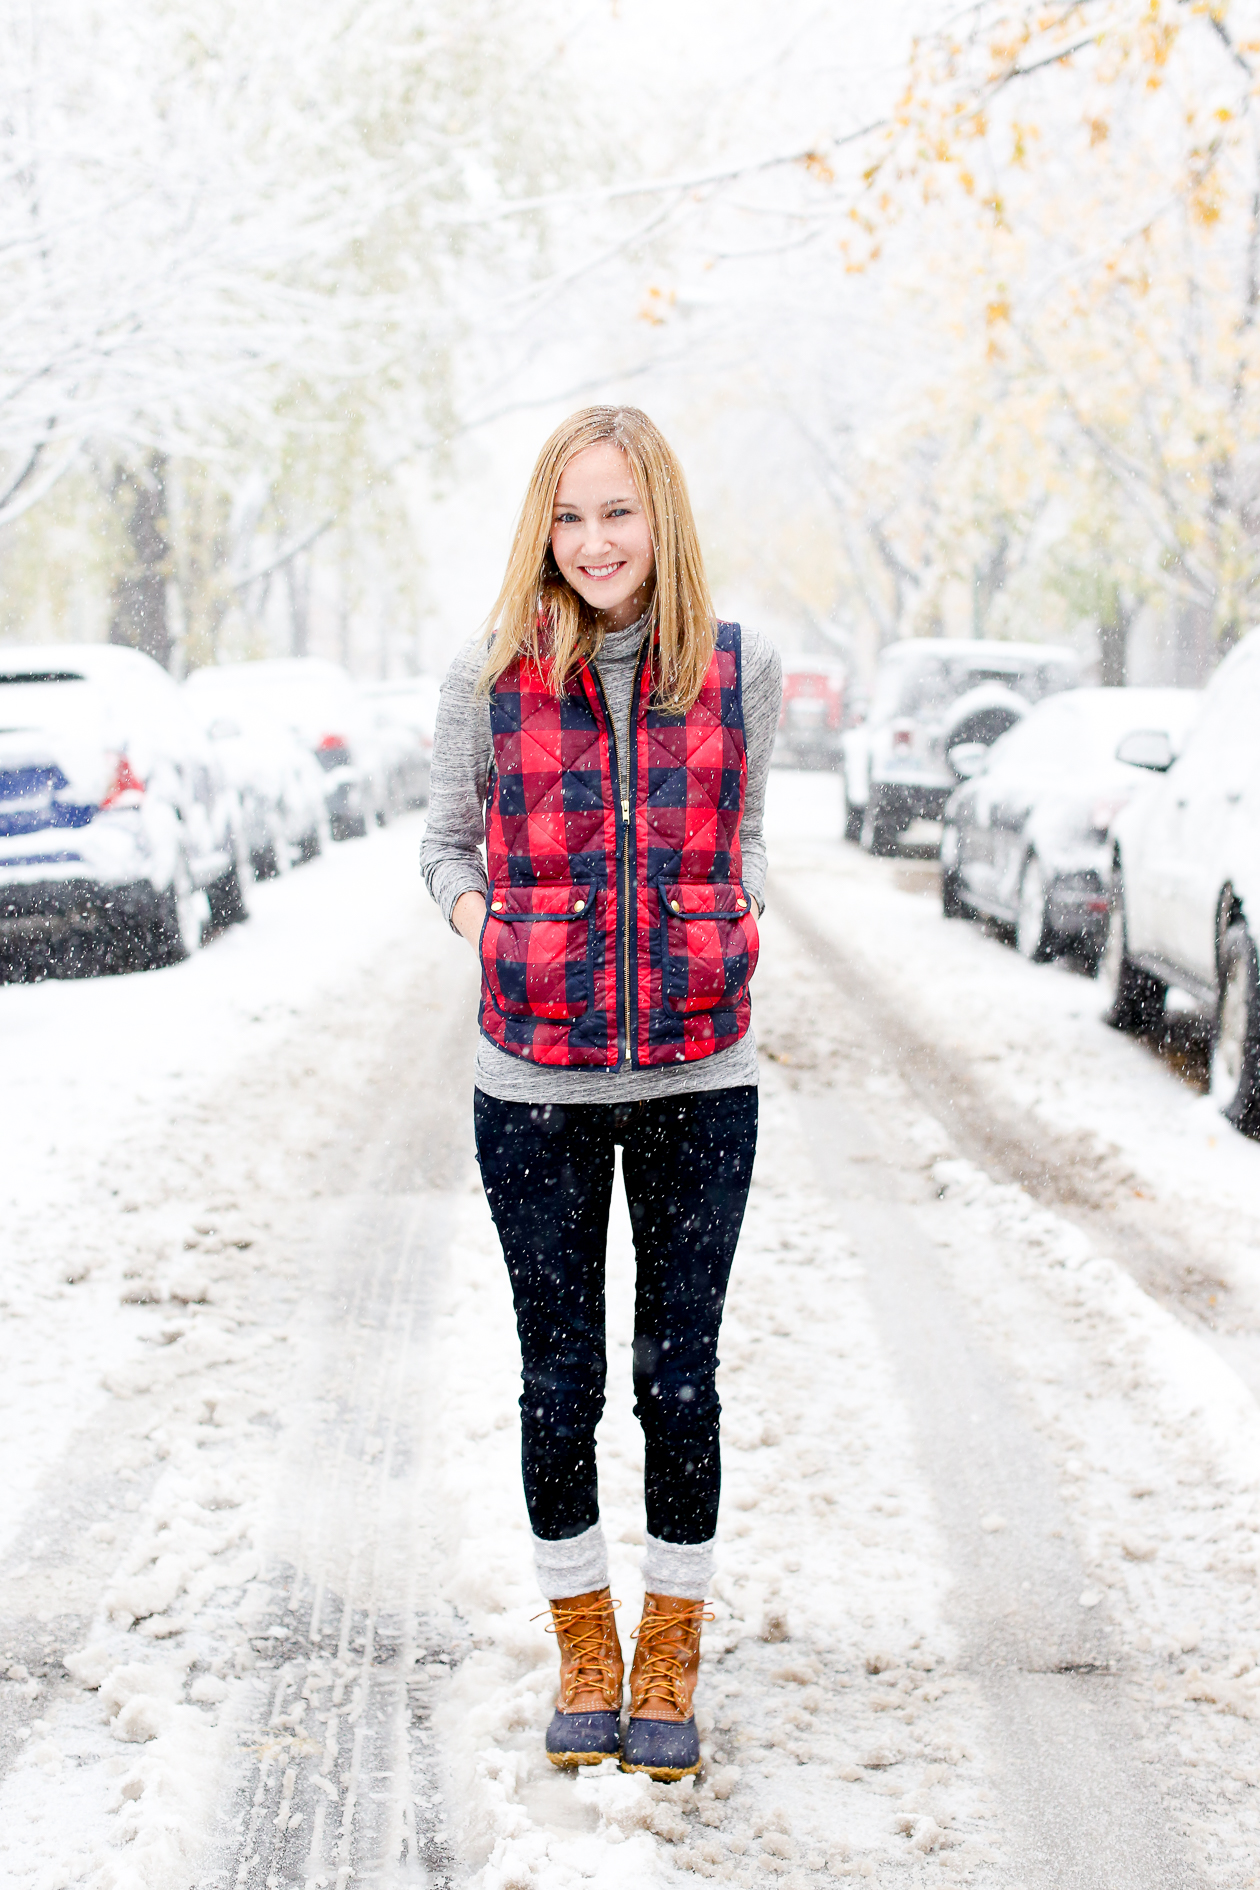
[630,1606,714,1716]
[535,1598,621,1709]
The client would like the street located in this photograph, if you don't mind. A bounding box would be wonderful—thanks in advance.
[2,781,1259,1888]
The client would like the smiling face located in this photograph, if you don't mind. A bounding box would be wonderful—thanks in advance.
[549,440,657,633]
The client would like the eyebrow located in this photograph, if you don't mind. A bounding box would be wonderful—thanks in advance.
[553,494,637,509]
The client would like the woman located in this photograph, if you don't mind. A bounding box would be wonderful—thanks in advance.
[420,406,781,1782]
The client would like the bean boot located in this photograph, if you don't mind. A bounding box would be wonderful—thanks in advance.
[620,1592,711,1780]
[543,1587,624,1766]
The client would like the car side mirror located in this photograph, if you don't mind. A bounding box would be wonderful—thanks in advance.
[1116,729,1174,772]
[948,741,990,780]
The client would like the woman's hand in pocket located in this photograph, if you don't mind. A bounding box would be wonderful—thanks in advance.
[452,890,486,947]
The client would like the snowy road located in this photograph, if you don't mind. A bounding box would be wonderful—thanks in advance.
[3,786,1260,1887]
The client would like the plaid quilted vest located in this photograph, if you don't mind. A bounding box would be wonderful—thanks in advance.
[480,620,758,1068]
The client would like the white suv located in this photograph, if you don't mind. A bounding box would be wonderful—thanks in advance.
[1103,629,1260,1134]
[842,638,1081,852]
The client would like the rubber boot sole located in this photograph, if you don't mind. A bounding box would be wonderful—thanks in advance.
[618,1756,702,1781]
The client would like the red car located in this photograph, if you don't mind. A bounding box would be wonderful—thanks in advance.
[774,659,846,771]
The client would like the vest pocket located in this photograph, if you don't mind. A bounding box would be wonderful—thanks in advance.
[480,883,596,1020]
[657,881,759,1015]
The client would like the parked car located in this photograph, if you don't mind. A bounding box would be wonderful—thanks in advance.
[1103,630,1260,1135]
[940,687,1202,964]
[194,704,331,877]
[842,638,1081,852]
[185,659,387,840]
[772,657,846,771]
[362,677,439,809]
[0,644,250,976]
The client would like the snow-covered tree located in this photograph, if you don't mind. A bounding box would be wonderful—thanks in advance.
[0,0,578,661]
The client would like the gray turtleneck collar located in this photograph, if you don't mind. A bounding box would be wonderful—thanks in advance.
[593,604,653,664]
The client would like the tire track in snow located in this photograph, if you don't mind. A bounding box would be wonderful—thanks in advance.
[216,970,479,1889]
[769,867,1260,1390]
[0,840,483,1888]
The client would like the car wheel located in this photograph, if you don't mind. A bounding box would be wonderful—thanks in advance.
[207,855,251,930]
[332,812,369,842]
[860,798,900,857]
[1014,853,1054,962]
[941,821,971,919]
[1099,863,1166,1032]
[253,813,291,880]
[298,823,323,862]
[842,786,864,844]
[148,857,209,968]
[1212,924,1260,1135]
[942,869,970,920]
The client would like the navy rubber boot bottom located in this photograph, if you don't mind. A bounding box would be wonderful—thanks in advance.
[545,1709,621,1767]
[619,1715,701,1779]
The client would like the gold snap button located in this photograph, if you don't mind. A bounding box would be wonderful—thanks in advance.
[736,897,746,909]
[491,899,503,911]
[671,900,681,912]
[574,899,585,912]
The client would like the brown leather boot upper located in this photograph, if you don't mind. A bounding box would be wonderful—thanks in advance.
[546,1587,624,1714]
[628,1592,711,1722]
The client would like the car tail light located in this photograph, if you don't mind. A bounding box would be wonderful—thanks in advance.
[318,733,349,754]
[100,753,146,808]
[890,721,915,752]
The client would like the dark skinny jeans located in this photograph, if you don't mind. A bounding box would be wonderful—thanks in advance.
[473,1085,758,1547]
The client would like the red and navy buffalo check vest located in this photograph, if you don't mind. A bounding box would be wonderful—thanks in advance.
[479,621,759,1068]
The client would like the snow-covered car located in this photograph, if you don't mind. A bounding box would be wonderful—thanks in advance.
[772,657,847,771]
[0,644,250,976]
[940,686,1202,964]
[1103,630,1260,1136]
[842,638,1081,852]
[186,659,387,840]
[194,703,331,877]
[362,678,439,810]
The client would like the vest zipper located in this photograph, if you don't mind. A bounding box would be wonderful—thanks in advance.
[624,647,648,1065]
[590,645,650,1070]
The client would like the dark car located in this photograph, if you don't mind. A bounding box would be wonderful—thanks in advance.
[842,637,1081,851]
[940,686,1201,963]
[0,643,250,976]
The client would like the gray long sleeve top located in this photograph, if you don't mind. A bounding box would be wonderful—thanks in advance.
[419,620,783,1104]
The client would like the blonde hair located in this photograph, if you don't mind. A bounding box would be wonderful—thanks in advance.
[478,406,717,712]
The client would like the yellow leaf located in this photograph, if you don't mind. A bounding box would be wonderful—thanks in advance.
[801,151,836,185]
[1190,182,1222,227]
[1086,116,1109,146]
[637,286,675,327]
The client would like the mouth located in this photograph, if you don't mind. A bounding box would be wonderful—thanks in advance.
[579,562,626,581]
